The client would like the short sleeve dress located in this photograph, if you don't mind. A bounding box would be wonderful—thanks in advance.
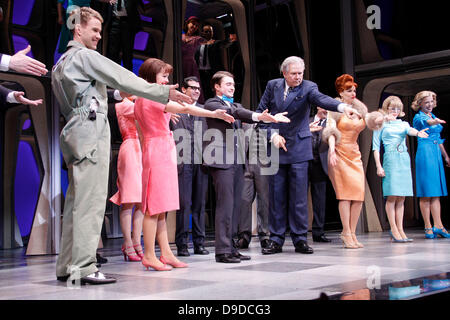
[110,98,142,205]
[413,111,448,197]
[134,98,180,215]
[372,120,414,197]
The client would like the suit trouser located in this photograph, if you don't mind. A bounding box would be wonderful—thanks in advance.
[107,18,134,71]
[309,160,327,237]
[56,114,110,280]
[238,163,269,243]
[175,164,208,248]
[269,162,309,246]
[210,165,244,255]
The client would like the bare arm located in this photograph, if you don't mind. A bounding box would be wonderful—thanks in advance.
[328,135,337,167]
[57,3,64,25]
[164,101,234,123]
[427,118,446,126]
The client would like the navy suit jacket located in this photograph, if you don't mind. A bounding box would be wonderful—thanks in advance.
[203,96,255,169]
[256,79,340,164]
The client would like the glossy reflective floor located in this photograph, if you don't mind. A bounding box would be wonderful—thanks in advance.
[1,229,449,300]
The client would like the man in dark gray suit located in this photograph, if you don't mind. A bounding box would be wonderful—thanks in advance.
[204,71,289,263]
[171,76,209,257]
[309,107,331,243]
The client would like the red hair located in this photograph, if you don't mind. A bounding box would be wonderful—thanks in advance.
[335,74,358,94]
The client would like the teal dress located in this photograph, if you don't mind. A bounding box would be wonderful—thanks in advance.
[372,120,414,197]
[57,0,91,54]
[413,111,448,197]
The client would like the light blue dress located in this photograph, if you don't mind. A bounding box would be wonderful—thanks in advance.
[413,111,448,197]
[372,120,413,197]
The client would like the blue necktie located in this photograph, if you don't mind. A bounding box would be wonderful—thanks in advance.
[221,95,234,104]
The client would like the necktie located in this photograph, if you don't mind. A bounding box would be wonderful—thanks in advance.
[284,87,293,101]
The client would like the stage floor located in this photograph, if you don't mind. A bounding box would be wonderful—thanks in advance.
[1,229,449,300]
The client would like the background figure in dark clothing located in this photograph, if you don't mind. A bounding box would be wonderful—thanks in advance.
[194,24,235,101]
[181,16,205,102]
[309,107,332,243]
[235,122,270,250]
[170,77,209,257]
[106,0,141,71]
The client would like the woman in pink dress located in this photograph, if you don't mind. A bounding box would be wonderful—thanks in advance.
[110,96,144,262]
[134,58,234,271]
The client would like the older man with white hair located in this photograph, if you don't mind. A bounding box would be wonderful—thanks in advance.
[256,56,358,255]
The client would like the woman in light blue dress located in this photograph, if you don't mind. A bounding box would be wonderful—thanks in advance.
[373,96,429,242]
[412,91,450,239]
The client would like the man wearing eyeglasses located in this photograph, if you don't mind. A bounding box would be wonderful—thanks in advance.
[170,76,210,257]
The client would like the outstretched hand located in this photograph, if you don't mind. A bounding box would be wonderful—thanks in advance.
[418,128,429,138]
[168,84,193,105]
[214,109,235,123]
[343,105,361,119]
[309,120,323,133]
[13,91,43,106]
[9,45,48,76]
[273,112,290,123]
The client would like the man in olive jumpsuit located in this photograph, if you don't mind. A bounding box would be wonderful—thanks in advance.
[52,7,192,285]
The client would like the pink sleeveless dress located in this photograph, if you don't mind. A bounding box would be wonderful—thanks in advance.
[134,97,179,215]
[110,98,143,205]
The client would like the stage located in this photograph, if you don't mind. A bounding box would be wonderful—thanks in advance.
[1,229,449,300]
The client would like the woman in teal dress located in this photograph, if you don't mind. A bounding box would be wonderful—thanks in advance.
[373,96,429,242]
[57,0,92,54]
[412,91,450,239]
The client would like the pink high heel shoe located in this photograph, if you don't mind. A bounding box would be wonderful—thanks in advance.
[160,255,188,268]
[133,244,144,259]
[121,245,142,262]
[142,257,172,271]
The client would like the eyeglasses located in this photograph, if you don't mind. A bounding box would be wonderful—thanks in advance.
[388,107,401,114]
[187,85,201,91]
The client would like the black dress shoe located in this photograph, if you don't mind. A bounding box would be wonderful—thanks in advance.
[313,234,332,243]
[57,275,69,282]
[260,239,270,249]
[194,245,209,255]
[236,238,249,249]
[215,253,241,263]
[295,240,314,254]
[80,272,116,285]
[96,253,108,264]
[233,251,251,261]
[261,240,282,255]
[177,245,190,257]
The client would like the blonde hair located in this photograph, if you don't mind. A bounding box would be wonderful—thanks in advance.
[411,91,437,112]
[69,7,103,31]
[381,96,405,117]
